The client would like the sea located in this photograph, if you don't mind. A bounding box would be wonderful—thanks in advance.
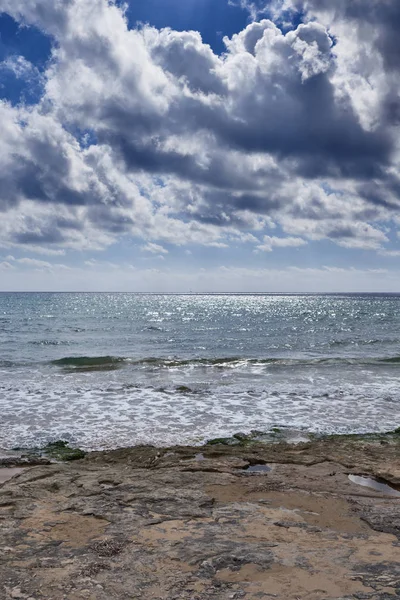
[0,292,399,451]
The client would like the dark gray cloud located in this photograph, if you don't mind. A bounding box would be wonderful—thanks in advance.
[213,76,391,178]
[13,228,66,246]
[94,20,393,198]
[86,205,134,234]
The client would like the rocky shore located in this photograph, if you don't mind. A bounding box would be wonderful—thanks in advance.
[1,433,400,600]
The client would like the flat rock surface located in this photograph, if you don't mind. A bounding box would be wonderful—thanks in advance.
[0,438,400,599]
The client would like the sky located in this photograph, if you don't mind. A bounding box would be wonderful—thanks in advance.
[0,0,400,292]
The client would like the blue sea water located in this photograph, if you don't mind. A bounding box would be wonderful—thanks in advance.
[0,292,400,450]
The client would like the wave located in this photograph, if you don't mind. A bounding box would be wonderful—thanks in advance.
[50,355,255,370]
[0,353,398,372]
[381,356,400,364]
[52,356,125,370]
[0,360,22,369]
[49,354,400,370]
[49,355,283,371]
[329,338,399,347]
[135,355,400,367]
[30,340,71,346]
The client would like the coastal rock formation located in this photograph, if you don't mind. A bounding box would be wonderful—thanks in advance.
[1,437,400,599]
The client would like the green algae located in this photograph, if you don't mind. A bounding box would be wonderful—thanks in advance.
[12,440,86,462]
[42,441,86,461]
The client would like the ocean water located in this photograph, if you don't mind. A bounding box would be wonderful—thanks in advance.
[0,292,400,450]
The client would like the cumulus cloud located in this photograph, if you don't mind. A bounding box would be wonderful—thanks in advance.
[0,0,399,258]
[286,0,400,72]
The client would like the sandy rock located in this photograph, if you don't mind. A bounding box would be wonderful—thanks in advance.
[0,438,400,599]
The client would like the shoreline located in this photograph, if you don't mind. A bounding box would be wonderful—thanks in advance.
[1,426,400,467]
[1,432,400,599]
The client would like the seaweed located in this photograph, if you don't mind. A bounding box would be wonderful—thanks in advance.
[14,440,87,462]
[42,441,86,461]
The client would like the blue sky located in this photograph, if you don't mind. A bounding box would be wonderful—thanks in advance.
[0,0,400,292]
[126,0,252,54]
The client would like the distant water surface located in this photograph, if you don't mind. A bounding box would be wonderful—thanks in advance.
[0,292,399,450]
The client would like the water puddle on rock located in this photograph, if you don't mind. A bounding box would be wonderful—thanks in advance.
[244,464,272,474]
[348,474,400,497]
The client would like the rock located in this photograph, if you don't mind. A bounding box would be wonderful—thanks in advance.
[1,436,400,599]
[0,456,51,468]
[10,588,26,599]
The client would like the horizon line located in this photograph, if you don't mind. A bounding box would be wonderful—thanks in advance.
[1,291,400,295]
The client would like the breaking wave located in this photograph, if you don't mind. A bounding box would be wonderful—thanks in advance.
[48,354,400,370]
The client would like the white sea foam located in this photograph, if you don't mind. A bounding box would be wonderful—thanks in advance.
[0,368,398,450]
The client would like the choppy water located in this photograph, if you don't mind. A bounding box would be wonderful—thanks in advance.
[0,292,400,450]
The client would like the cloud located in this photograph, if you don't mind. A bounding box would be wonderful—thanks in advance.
[0,55,38,79]
[0,260,398,293]
[255,235,307,252]
[13,257,52,268]
[287,0,400,72]
[4,255,71,270]
[0,0,399,258]
[379,250,400,257]
[0,261,14,270]
[141,242,168,254]
[229,0,274,21]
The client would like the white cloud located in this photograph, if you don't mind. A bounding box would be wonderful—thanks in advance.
[141,242,169,255]
[0,55,39,79]
[5,255,52,268]
[379,249,400,257]
[256,235,307,252]
[4,255,74,271]
[14,257,52,268]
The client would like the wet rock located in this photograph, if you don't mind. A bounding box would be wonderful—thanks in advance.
[0,456,51,468]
